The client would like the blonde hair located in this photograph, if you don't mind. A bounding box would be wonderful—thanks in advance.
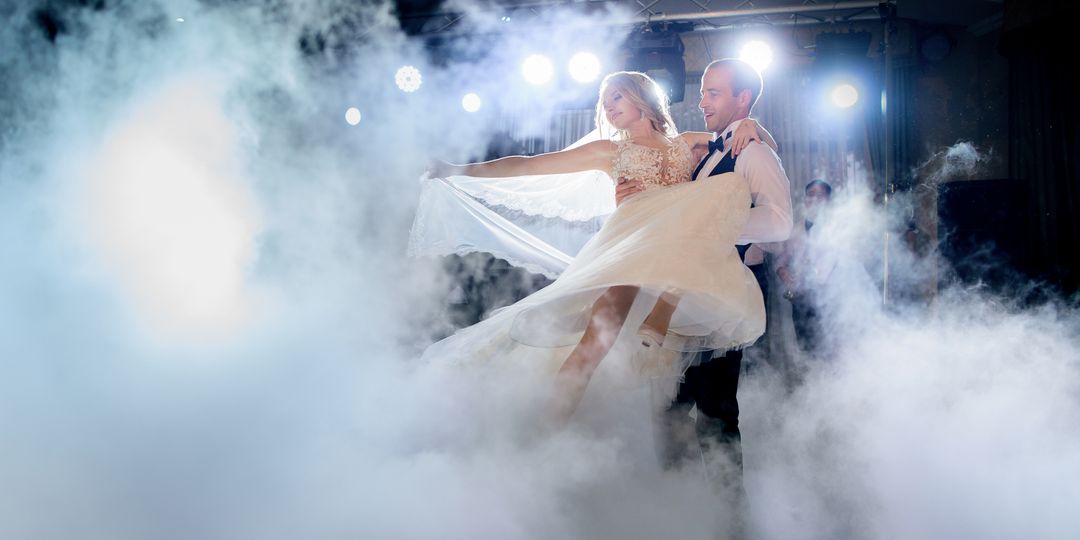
[595,71,678,140]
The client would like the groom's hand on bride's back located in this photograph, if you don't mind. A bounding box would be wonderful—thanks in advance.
[615,177,644,206]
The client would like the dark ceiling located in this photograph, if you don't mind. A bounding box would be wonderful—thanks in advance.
[393,0,1005,36]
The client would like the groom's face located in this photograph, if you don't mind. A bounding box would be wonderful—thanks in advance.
[699,66,740,133]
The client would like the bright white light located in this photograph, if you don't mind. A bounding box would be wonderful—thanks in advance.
[395,65,422,93]
[831,84,860,108]
[521,54,554,85]
[739,40,773,72]
[461,93,482,113]
[501,15,512,22]
[175,17,185,23]
[345,107,362,125]
[568,52,601,83]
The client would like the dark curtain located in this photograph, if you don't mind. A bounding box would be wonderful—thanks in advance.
[864,58,886,191]
[889,62,917,191]
[865,59,916,193]
[1000,2,1080,296]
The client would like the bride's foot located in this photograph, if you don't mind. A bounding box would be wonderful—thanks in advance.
[633,329,679,379]
[638,324,666,347]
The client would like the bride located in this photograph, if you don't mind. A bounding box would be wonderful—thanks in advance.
[419,71,776,423]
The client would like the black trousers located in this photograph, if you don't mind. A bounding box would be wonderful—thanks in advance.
[656,348,745,469]
[655,263,768,481]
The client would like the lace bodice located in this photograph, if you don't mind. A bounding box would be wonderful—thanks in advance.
[611,136,695,191]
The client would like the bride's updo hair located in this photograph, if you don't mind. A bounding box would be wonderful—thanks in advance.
[595,71,678,139]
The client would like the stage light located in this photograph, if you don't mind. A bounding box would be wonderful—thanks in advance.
[395,65,422,93]
[521,54,554,85]
[919,28,954,63]
[568,52,601,83]
[345,107,362,125]
[462,93,481,112]
[812,33,872,113]
[739,41,773,72]
[830,84,859,108]
[625,24,690,103]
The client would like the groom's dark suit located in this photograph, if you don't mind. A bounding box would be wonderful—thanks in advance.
[655,120,791,500]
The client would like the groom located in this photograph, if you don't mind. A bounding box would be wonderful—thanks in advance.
[618,58,792,517]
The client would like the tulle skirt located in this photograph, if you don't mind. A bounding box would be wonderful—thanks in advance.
[422,172,765,373]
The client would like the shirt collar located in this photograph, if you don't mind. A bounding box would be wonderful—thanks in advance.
[714,118,747,143]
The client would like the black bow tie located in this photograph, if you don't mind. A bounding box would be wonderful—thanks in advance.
[708,131,732,154]
[708,138,724,154]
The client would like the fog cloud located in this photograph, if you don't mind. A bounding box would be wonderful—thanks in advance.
[1,2,1078,539]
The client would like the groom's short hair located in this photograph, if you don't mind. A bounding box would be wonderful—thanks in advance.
[706,58,763,112]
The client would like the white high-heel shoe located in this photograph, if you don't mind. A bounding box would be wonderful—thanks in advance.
[632,329,679,379]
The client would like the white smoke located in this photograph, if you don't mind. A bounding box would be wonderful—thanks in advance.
[750,155,1080,538]
[914,140,988,185]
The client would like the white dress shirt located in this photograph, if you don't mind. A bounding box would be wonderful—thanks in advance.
[693,118,794,247]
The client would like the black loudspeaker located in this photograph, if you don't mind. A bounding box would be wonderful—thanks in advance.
[937,179,1026,290]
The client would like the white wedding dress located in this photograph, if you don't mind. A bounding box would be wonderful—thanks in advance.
[410,136,765,372]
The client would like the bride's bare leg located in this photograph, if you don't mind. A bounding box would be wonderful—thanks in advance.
[640,291,682,342]
[552,286,638,424]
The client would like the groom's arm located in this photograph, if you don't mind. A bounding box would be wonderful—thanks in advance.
[735,143,793,245]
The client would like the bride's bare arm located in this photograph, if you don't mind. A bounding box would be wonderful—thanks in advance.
[680,132,713,164]
[430,140,615,178]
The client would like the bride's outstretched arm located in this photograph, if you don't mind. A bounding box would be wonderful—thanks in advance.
[429,140,615,178]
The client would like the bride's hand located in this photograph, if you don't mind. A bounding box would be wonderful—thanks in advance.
[691,143,710,164]
[731,118,761,156]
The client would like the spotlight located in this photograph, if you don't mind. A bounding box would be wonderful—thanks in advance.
[918,28,954,63]
[345,107,362,125]
[521,54,554,85]
[568,52,601,83]
[830,84,859,109]
[625,24,690,103]
[813,32,873,112]
[395,65,422,93]
[461,93,481,113]
[739,41,773,72]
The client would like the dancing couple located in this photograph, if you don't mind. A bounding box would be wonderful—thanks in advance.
[414,58,792,504]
